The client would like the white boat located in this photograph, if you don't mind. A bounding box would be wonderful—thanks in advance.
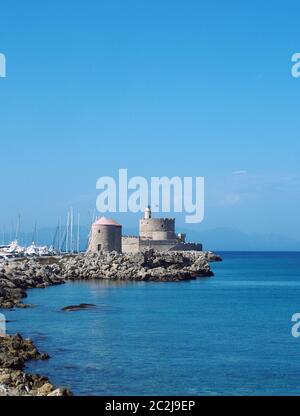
[25,242,57,257]
[1,240,25,256]
[24,242,39,256]
[0,241,57,258]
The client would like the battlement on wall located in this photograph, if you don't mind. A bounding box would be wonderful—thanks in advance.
[140,218,175,224]
[139,217,176,236]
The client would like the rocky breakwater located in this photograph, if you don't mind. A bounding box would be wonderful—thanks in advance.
[62,250,215,281]
[0,251,218,308]
[0,259,65,309]
[0,333,71,396]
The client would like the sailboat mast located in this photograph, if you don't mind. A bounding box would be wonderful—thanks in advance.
[77,212,80,253]
[15,214,21,242]
[70,207,73,253]
[58,217,61,252]
[10,220,13,243]
[32,222,37,243]
[66,211,70,253]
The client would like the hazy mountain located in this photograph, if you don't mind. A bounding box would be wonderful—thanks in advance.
[181,227,300,252]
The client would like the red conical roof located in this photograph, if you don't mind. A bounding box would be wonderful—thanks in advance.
[93,216,121,227]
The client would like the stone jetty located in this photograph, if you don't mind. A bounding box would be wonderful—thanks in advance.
[0,250,220,309]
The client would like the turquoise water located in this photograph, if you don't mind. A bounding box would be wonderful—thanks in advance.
[4,252,300,395]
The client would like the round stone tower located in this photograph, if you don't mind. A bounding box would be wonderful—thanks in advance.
[88,216,122,253]
[139,208,176,240]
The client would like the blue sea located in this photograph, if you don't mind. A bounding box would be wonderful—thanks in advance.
[4,252,300,395]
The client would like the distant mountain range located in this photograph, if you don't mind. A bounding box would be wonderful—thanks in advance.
[181,227,300,252]
[2,226,299,252]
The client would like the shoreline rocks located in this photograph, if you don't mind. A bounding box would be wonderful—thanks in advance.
[0,334,72,396]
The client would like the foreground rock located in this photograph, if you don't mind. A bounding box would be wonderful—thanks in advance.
[0,334,72,396]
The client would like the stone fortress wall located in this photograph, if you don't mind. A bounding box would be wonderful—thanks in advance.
[122,236,202,254]
[139,218,176,240]
[121,236,140,254]
[122,207,202,253]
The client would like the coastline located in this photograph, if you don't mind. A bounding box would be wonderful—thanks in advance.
[0,250,221,396]
[0,334,72,396]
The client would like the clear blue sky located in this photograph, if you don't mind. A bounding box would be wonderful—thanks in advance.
[0,0,300,244]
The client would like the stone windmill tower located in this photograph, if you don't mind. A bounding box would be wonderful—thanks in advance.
[88,217,122,253]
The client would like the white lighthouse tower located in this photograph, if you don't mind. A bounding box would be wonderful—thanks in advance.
[144,206,152,220]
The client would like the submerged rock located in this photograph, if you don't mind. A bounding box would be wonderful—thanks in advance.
[61,303,96,312]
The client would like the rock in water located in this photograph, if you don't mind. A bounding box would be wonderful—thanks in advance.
[61,303,96,312]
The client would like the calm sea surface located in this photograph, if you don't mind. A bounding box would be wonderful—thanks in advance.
[5,252,300,395]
